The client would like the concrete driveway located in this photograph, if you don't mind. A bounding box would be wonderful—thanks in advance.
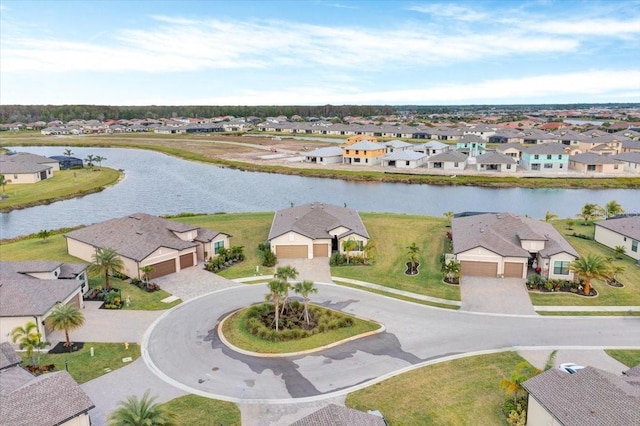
[154,265,241,301]
[276,257,333,284]
[460,276,535,315]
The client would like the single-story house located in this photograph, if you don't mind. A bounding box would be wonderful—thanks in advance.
[594,216,640,261]
[426,151,467,170]
[289,404,386,426]
[474,152,517,172]
[452,212,578,279]
[0,261,87,344]
[612,152,640,174]
[0,343,95,426]
[411,140,450,156]
[568,152,624,173]
[64,213,231,279]
[381,150,428,168]
[0,152,60,184]
[522,365,640,426]
[384,139,414,153]
[304,146,343,165]
[268,202,369,259]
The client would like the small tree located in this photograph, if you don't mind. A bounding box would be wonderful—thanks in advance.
[274,266,298,314]
[565,218,575,230]
[94,155,106,170]
[605,200,625,218]
[63,148,73,157]
[570,254,611,295]
[442,260,461,282]
[294,280,318,326]
[342,238,360,264]
[0,174,9,197]
[363,239,377,265]
[578,203,603,225]
[84,154,96,169]
[266,279,289,331]
[614,245,626,259]
[140,265,154,285]
[107,389,176,426]
[47,303,85,347]
[500,362,539,404]
[407,242,420,270]
[89,247,124,290]
[609,263,627,284]
[443,211,454,227]
[11,321,49,365]
[544,211,558,222]
[37,229,51,243]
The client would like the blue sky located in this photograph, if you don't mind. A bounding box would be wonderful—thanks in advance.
[1,0,639,105]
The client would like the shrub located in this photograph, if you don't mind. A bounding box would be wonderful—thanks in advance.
[330,252,346,266]
[112,271,128,280]
[261,249,277,267]
[571,232,592,240]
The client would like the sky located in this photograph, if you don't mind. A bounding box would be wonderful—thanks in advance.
[1,0,639,106]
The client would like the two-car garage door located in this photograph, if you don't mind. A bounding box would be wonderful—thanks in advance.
[460,261,524,278]
[275,244,330,258]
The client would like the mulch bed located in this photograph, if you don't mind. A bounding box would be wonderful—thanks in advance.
[48,342,84,354]
[405,262,420,276]
[606,279,624,288]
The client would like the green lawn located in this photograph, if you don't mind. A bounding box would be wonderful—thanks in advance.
[346,351,529,426]
[19,342,140,384]
[222,305,381,353]
[0,167,121,212]
[88,276,181,310]
[333,213,460,301]
[159,395,241,426]
[605,350,640,368]
[529,220,640,306]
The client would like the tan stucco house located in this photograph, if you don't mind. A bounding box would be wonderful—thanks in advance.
[268,202,369,259]
[594,216,640,261]
[568,152,624,173]
[522,365,640,426]
[0,261,87,344]
[0,343,95,426]
[64,213,231,279]
[0,152,60,184]
[452,213,578,279]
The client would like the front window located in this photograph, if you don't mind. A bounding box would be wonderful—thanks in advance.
[547,155,552,159]
[553,261,570,275]
[544,163,553,169]
[214,240,225,253]
[534,154,539,159]
[633,240,638,253]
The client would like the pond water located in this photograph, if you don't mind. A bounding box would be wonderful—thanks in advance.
[1,146,638,239]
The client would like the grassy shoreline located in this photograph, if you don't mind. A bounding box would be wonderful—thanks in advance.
[2,135,638,189]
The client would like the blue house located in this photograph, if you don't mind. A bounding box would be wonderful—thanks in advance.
[49,155,83,169]
[456,134,486,157]
[520,143,568,172]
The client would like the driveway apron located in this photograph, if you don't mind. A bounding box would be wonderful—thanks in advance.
[154,265,241,301]
[277,257,333,284]
[460,276,536,315]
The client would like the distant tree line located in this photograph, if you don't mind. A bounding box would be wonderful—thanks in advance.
[0,104,396,124]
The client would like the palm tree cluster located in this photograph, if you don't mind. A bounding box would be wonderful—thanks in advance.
[265,266,319,331]
[11,321,50,365]
[577,200,625,225]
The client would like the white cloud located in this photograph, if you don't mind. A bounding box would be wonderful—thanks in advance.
[526,18,640,37]
[408,4,487,22]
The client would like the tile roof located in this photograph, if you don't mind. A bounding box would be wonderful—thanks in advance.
[268,202,369,241]
[522,367,640,426]
[452,213,578,258]
[427,151,468,163]
[595,216,640,241]
[570,153,621,164]
[289,404,386,426]
[475,152,517,164]
[0,343,21,371]
[64,213,200,261]
[0,368,95,426]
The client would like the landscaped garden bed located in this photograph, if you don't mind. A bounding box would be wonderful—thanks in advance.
[204,246,245,273]
[84,287,124,309]
[526,275,597,297]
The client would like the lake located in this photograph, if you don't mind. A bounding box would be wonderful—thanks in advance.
[1,146,638,239]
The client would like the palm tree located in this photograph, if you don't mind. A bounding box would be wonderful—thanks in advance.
[0,174,9,197]
[614,245,626,259]
[108,389,176,426]
[89,247,124,290]
[609,263,627,284]
[63,148,73,157]
[294,280,318,325]
[570,254,611,295]
[47,303,85,347]
[363,239,377,264]
[544,211,558,222]
[500,362,538,404]
[94,155,106,170]
[37,229,51,243]
[266,279,289,331]
[342,238,360,264]
[140,265,154,285]
[11,321,49,365]
[407,242,420,271]
[578,203,603,225]
[443,211,454,227]
[605,200,625,218]
[84,154,96,169]
[442,260,461,282]
[274,265,298,314]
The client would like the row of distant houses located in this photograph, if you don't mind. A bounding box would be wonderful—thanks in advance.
[303,139,640,174]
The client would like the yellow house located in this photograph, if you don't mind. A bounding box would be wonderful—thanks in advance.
[346,134,378,145]
[342,140,387,166]
[0,152,59,184]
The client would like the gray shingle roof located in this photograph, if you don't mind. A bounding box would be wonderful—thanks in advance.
[475,152,516,164]
[523,142,567,155]
[0,343,21,371]
[496,142,524,152]
[427,151,468,163]
[305,147,343,157]
[0,276,80,317]
[452,213,578,258]
[268,202,369,241]
[570,153,620,164]
[64,213,200,261]
[522,367,640,426]
[595,216,640,241]
[345,140,387,150]
[289,404,386,426]
[0,368,95,426]
[383,151,427,161]
[613,152,640,164]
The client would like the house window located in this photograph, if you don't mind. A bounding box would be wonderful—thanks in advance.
[632,240,638,253]
[454,162,459,167]
[507,164,512,169]
[405,161,410,166]
[77,273,85,281]
[553,261,570,275]
[558,155,563,160]
[14,174,18,179]
[214,241,225,254]
[547,155,552,159]
[534,154,539,159]
[587,165,596,171]
[355,150,359,154]
[559,164,563,169]
[544,163,553,169]
[614,164,619,169]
